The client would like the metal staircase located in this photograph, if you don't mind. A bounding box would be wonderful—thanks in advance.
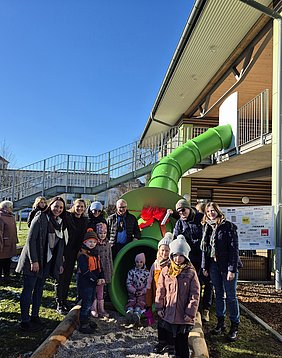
[1,126,189,211]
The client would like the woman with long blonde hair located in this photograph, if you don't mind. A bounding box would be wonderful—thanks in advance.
[201,202,241,342]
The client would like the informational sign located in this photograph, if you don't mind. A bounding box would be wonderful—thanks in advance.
[221,206,274,250]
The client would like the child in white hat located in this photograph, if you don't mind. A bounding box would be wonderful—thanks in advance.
[155,235,200,358]
[146,232,173,353]
[125,252,149,324]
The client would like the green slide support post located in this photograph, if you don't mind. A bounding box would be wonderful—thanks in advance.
[109,125,233,314]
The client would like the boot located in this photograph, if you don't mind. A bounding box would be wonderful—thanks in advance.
[97,299,109,318]
[56,301,68,315]
[211,316,226,335]
[78,322,96,334]
[227,322,239,342]
[91,299,99,318]
[202,309,210,322]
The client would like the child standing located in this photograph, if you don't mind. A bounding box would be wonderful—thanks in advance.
[77,229,104,334]
[146,232,173,353]
[90,222,113,318]
[125,252,149,324]
[155,235,200,358]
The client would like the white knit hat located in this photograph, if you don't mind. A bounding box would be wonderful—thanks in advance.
[169,234,191,261]
[158,232,173,249]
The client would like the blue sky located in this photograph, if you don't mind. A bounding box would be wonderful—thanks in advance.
[0,1,193,168]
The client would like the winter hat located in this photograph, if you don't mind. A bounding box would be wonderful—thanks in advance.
[158,232,173,249]
[169,234,191,261]
[96,222,107,234]
[135,252,146,265]
[175,198,191,211]
[90,201,103,211]
[83,228,98,243]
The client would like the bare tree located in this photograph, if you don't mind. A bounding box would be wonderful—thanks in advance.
[0,140,17,192]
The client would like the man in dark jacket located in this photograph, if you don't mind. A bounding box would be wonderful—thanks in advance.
[107,199,141,259]
[173,198,213,322]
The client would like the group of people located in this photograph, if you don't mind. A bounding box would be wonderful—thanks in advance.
[14,196,140,334]
[1,193,241,357]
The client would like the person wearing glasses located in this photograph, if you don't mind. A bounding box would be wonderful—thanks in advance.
[107,199,141,259]
[173,198,213,324]
[87,201,107,232]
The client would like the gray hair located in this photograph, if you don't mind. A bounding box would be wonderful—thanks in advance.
[0,200,13,210]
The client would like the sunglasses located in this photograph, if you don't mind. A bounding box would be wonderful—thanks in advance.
[92,209,101,213]
[177,208,186,213]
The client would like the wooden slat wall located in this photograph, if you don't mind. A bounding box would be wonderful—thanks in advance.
[191,178,271,207]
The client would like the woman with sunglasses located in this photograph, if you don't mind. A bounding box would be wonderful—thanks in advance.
[87,201,107,232]
[16,196,68,332]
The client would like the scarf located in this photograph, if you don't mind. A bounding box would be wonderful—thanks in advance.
[201,219,218,259]
[47,215,68,262]
[168,260,188,277]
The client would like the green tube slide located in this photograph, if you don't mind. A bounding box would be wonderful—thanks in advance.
[109,124,233,314]
[148,124,233,192]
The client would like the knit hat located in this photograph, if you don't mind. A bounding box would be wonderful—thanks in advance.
[135,252,146,264]
[90,201,103,211]
[175,198,191,211]
[83,228,98,243]
[169,234,191,261]
[158,232,173,249]
[96,222,107,234]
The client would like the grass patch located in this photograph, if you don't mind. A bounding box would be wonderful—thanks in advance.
[16,221,29,247]
[204,307,282,357]
[0,273,77,358]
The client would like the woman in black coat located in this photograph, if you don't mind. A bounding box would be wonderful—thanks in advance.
[55,198,88,314]
[201,201,241,342]
[16,196,68,332]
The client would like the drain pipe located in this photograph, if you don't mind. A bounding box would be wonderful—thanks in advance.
[239,0,282,289]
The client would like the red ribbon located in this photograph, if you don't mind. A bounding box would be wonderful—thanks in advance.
[139,206,168,234]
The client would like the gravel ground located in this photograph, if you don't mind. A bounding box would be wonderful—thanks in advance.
[237,282,282,335]
[54,310,165,358]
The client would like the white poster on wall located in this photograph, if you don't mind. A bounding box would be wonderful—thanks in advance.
[221,206,274,250]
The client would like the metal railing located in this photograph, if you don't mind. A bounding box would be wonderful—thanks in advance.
[238,89,269,146]
[0,89,271,208]
[0,126,183,204]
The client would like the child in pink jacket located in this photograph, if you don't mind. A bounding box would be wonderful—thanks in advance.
[125,252,149,324]
[155,235,200,358]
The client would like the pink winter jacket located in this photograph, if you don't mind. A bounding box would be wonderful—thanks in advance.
[155,264,200,325]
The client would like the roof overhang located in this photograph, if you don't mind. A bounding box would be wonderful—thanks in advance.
[140,0,273,142]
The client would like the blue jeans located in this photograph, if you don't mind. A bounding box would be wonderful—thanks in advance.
[209,260,240,324]
[20,262,51,323]
[77,276,96,323]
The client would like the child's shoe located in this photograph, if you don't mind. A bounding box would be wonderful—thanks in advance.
[91,299,99,318]
[125,308,134,324]
[202,309,210,322]
[78,322,96,334]
[153,342,167,354]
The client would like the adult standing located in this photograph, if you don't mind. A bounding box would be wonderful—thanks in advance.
[55,198,88,314]
[87,201,107,232]
[107,199,141,259]
[0,200,18,283]
[201,201,241,341]
[27,196,47,227]
[16,196,68,332]
[173,198,213,322]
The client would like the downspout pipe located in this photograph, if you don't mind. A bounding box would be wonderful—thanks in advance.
[148,124,233,193]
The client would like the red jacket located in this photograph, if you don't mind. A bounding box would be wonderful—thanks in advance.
[155,264,200,325]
